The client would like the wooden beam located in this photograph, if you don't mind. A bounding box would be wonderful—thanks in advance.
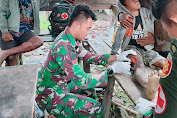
[76,0,117,10]
[102,76,115,118]
[40,0,117,11]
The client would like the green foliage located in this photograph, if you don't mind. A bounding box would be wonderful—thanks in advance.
[40,17,50,31]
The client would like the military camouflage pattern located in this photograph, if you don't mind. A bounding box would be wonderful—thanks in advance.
[36,27,111,117]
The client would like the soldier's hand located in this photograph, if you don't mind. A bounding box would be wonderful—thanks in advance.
[137,31,155,46]
[2,32,14,42]
[119,13,134,29]
[117,49,137,62]
[111,61,131,74]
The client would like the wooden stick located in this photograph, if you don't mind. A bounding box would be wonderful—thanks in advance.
[111,100,142,117]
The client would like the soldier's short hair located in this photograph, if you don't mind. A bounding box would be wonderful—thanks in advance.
[68,4,97,27]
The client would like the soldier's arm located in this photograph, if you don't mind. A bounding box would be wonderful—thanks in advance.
[54,43,109,90]
[77,44,111,66]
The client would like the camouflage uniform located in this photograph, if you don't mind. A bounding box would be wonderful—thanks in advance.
[36,27,110,118]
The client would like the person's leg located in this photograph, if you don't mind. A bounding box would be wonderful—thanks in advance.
[0,33,18,66]
[36,92,102,118]
[144,50,165,100]
[0,31,44,66]
[5,55,18,66]
[130,54,148,90]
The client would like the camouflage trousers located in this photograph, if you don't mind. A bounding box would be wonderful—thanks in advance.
[36,88,102,118]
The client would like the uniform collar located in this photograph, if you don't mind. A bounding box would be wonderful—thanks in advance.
[64,27,76,47]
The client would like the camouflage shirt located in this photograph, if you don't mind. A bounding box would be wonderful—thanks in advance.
[37,27,110,97]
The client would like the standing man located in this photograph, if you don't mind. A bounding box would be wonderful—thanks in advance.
[136,0,177,117]
[36,4,136,117]
[0,0,58,66]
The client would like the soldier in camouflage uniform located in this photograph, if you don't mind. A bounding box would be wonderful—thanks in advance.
[36,4,136,118]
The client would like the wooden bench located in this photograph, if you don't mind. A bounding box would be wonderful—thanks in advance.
[0,64,39,118]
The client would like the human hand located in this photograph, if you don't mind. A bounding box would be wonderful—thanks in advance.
[111,61,131,74]
[117,49,137,62]
[119,13,134,29]
[137,31,155,46]
[2,32,14,42]
[135,97,156,115]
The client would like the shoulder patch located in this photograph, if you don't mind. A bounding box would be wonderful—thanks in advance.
[155,84,167,114]
[172,44,176,54]
[160,54,172,78]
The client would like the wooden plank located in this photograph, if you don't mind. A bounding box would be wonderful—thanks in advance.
[40,0,117,11]
[0,64,39,118]
[76,0,117,4]
[103,38,113,48]
[39,30,50,36]
[102,76,115,118]
[40,36,56,42]
[82,41,91,73]
[87,36,111,54]
[114,66,154,103]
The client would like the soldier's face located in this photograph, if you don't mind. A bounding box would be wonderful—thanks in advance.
[76,17,93,41]
[160,1,177,39]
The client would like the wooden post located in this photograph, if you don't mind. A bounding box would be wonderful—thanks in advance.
[102,76,115,118]
[82,41,90,73]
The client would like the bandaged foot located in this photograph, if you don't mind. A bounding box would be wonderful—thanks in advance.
[146,70,160,100]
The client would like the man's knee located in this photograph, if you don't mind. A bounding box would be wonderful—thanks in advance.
[32,36,44,48]
[26,36,44,49]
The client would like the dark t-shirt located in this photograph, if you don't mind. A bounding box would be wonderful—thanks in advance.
[128,15,145,50]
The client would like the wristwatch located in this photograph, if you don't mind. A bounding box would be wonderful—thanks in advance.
[107,68,114,77]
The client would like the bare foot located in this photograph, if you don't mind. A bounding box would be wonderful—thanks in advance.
[0,50,8,66]
[146,70,160,100]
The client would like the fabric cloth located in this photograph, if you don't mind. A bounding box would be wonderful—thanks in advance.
[0,30,36,50]
[36,27,111,117]
[154,38,177,118]
[111,0,155,54]
[0,0,54,35]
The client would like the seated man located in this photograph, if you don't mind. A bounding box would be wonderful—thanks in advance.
[36,4,136,118]
[111,0,166,100]
[118,0,170,58]
[0,0,61,66]
[136,0,177,117]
